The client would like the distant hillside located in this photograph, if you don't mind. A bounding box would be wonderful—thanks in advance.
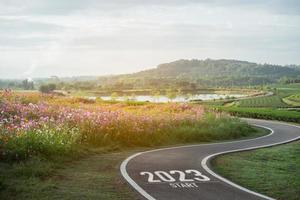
[133,59,300,79]
[3,59,299,91]
[93,59,300,89]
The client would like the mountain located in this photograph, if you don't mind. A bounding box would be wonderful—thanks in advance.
[132,59,300,79]
[3,59,299,90]
[95,59,298,88]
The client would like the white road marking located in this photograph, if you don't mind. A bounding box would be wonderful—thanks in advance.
[120,152,156,200]
[120,121,300,200]
[201,124,300,200]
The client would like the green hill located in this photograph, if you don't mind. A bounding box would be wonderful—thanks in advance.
[134,59,299,79]
[115,59,300,87]
[3,59,299,91]
[92,59,300,90]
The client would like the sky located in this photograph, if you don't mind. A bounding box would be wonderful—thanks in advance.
[0,0,299,79]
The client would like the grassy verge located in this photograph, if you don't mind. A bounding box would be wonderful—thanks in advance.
[214,106,300,123]
[0,127,267,200]
[0,147,139,200]
[212,141,300,200]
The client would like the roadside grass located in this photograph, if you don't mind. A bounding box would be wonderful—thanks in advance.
[1,92,261,162]
[169,118,265,143]
[0,147,139,200]
[1,114,258,162]
[214,106,300,123]
[212,140,300,200]
[0,128,267,200]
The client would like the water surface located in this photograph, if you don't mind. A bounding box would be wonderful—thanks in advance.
[100,94,245,103]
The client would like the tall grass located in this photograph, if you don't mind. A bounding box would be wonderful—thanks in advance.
[0,92,257,161]
[1,125,80,161]
[170,115,254,143]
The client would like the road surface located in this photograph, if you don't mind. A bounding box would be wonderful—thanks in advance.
[120,119,300,200]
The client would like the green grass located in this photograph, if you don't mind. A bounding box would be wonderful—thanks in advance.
[269,83,300,89]
[237,95,288,108]
[283,93,300,107]
[204,84,300,123]
[1,126,80,161]
[215,106,300,123]
[237,89,295,108]
[0,148,138,200]
[237,88,300,108]
[212,141,300,200]
[1,116,258,162]
[0,127,267,200]
[169,119,266,142]
[1,92,268,199]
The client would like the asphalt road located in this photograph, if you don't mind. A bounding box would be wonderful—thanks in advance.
[120,119,300,200]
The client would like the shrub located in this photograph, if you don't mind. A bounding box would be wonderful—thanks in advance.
[39,84,56,93]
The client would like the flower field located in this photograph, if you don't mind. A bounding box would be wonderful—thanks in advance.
[0,91,254,161]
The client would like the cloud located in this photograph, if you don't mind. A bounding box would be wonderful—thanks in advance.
[0,0,299,78]
[1,0,299,15]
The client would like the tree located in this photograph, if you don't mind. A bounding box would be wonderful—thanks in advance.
[39,83,56,93]
[22,79,34,90]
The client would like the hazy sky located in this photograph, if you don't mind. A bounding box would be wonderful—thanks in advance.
[0,0,299,78]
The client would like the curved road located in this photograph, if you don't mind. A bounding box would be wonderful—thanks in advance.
[120,119,300,200]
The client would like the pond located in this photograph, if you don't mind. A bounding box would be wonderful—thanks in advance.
[99,94,246,103]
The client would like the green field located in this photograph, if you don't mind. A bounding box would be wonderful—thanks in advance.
[212,141,300,200]
[237,95,288,108]
[201,84,300,200]
[237,87,300,108]
[206,83,300,123]
[214,106,300,123]
[283,93,300,107]
[270,83,300,89]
